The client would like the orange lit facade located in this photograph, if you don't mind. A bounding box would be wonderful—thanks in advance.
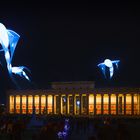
[7,81,140,116]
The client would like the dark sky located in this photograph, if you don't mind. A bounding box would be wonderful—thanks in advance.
[0,1,140,91]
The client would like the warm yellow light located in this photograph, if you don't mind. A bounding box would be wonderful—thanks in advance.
[28,95,33,103]
[103,95,108,103]
[96,94,101,103]
[41,95,46,104]
[10,96,14,104]
[134,95,138,103]
[16,95,20,104]
[126,95,131,103]
[22,95,26,103]
[89,95,94,113]
[48,95,52,104]
[111,94,116,103]
[47,95,52,114]
[22,95,26,114]
[28,95,33,114]
[89,95,94,104]
[35,95,39,104]
[10,96,14,113]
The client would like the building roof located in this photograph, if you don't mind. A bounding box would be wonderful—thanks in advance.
[6,81,140,95]
[7,87,140,96]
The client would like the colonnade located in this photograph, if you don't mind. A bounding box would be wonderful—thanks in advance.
[9,93,140,115]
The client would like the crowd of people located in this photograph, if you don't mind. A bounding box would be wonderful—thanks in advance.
[0,114,139,140]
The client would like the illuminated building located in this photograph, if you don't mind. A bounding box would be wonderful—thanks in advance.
[7,81,140,115]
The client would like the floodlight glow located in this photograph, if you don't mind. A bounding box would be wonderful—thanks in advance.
[0,23,31,85]
[76,101,80,106]
[63,97,66,102]
[98,59,120,79]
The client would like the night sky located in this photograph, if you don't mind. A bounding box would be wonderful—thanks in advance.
[0,1,140,95]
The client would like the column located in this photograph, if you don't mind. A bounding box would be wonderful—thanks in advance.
[52,95,54,114]
[116,94,118,115]
[7,95,10,113]
[109,94,111,115]
[80,94,82,115]
[94,94,96,115]
[20,95,22,114]
[39,95,41,114]
[79,95,82,115]
[101,94,104,115]
[46,95,48,115]
[73,94,75,115]
[87,94,89,115]
[67,95,69,115]
[66,94,68,115]
[14,95,16,114]
[131,94,134,115]
[26,95,28,114]
[139,94,140,115]
[33,95,35,114]
[59,95,61,114]
[54,95,56,114]
[124,94,126,115]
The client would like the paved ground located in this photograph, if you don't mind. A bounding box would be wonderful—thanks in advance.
[1,118,140,140]
[0,125,95,140]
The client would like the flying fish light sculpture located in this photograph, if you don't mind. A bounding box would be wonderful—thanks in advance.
[98,59,120,79]
[0,23,30,83]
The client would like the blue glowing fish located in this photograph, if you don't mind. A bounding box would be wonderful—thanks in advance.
[0,23,30,82]
[98,59,120,79]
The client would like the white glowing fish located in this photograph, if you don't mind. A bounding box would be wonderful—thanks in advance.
[0,23,30,82]
[98,59,120,79]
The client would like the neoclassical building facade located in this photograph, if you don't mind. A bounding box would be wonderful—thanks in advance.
[7,81,140,116]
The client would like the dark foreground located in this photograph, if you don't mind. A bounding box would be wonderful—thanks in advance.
[0,114,140,140]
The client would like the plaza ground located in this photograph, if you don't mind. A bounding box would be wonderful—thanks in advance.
[0,115,140,140]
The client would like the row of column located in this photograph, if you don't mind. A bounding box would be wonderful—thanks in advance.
[9,93,139,115]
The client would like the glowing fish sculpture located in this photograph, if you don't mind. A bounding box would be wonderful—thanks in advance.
[57,119,70,139]
[0,23,30,82]
[98,59,120,79]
